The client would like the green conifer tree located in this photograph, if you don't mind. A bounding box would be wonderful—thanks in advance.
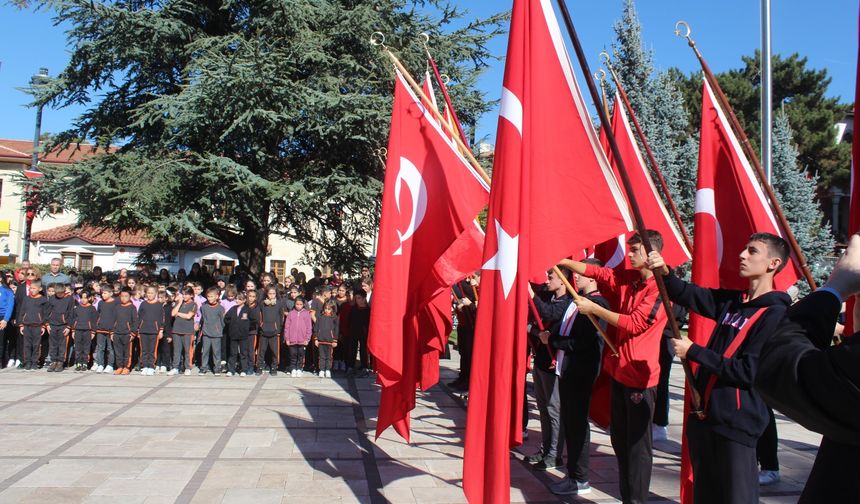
[771,112,835,292]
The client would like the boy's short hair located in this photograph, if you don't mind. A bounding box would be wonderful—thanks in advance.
[182,287,195,296]
[749,232,790,272]
[29,279,42,288]
[583,257,604,268]
[628,229,664,252]
[205,286,220,296]
[47,282,57,291]
[99,283,112,293]
[120,287,133,295]
[192,281,203,289]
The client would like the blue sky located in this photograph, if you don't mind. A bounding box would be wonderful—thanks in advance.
[0,1,857,144]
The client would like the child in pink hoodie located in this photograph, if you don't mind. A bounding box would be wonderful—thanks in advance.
[283,297,312,376]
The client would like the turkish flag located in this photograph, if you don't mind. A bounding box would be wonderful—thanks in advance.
[679,78,802,503]
[846,11,860,336]
[370,70,489,440]
[462,1,632,502]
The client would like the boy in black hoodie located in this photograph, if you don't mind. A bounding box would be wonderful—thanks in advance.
[648,232,792,504]
[46,283,74,372]
[224,292,252,376]
[18,280,48,371]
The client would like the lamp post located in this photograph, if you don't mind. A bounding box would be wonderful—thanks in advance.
[22,67,50,262]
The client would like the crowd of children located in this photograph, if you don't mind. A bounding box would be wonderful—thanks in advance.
[0,262,373,378]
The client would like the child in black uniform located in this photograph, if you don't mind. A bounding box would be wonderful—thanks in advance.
[18,280,48,371]
[113,288,139,375]
[137,285,165,376]
[224,292,253,376]
[71,289,98,372]
[46,283,74,372]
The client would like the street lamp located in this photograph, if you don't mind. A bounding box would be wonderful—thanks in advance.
[22,67,50,262]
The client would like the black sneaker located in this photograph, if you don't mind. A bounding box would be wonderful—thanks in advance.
[270,369,277,376]
[524,452,544,464]
[533,459,563,471]
[200,369,208,375]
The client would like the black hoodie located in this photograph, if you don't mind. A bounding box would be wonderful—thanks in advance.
[665,272,791,446]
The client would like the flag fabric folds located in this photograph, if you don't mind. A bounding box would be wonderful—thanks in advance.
[370,70,489,441]
[462,0,632,502]
[679,78,802,503]
[846,12,860,337]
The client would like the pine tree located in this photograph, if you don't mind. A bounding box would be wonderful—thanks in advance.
[20,0,506,273]
[771,112,835,292]
[610,0,698,235]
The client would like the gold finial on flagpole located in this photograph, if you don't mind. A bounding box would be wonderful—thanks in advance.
[370,31,387,49]
[674,21,695,48]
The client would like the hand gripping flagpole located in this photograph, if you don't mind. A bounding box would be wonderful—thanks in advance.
[600,52,694,254]
[371,31,619,357]
[674,21,817,291]
[554,0,703,414]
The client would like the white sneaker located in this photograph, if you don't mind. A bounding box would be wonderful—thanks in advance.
[759,470,780,486]
[550,478,591,496]
[159,366,167,373]
[95,365,105,373]
[167,368,178,376]
[325,370,331,378]
[290,369,296,377]
[226,371,233,377]
[104,366,114,374]
[652,425,668,441]
[240,372,247,377]
[183,369,191,376]
[14,359,21,368]
[298,370,303,377]
[6,358,14,368]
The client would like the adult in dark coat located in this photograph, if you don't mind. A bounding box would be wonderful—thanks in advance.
[755,234,860,503]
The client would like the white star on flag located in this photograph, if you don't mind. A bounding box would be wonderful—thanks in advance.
[481,219,519,299]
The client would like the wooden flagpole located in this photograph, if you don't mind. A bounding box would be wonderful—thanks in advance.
[371,33,619,356]
[600,52,694,254]
[555,0,703,414]
[674,21,817,290]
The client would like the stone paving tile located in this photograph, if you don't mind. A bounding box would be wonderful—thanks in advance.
[62,426,222,458]
[35,385,152,404]
[142,386,252,405]
[0,425,89,456]
[0,384,53,401]
[0,401,122,426]
[109,403,240,427]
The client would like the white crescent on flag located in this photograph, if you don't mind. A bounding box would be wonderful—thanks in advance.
[393,156,428,256]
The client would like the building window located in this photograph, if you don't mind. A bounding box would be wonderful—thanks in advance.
[270,260,286,283]
[61,253,75,268]
[79,254,93,272]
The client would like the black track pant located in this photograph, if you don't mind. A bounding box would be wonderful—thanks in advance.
[114,333,131,369]
[610,379,656,504]
[257,335,279,369]
[74,330,92,367]
[288,345,306,371]
[21,326,42,367]
[48,325,67,363]
[229,338,250,373]
[687,418,758,504]
[139,333,158,369]
[757,407,780,471]
[318,343,333,372]
[560,373,596,482]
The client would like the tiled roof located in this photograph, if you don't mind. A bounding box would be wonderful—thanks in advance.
[31,224,223,250]
[31,224,151,247]
[0,139,114,165]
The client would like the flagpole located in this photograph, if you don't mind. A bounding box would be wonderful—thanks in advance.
[554,0,703,414]
[373,35,621,357]
[420,33,472,147]
[674,22,817,290]
[600,52,695,254]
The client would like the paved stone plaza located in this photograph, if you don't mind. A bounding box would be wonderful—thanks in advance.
[0,353,819,503]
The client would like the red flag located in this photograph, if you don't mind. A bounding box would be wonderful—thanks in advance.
[680,78,802,503]
[369,70,489,440]
[462,1,632,501]
[846,11,860,336]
